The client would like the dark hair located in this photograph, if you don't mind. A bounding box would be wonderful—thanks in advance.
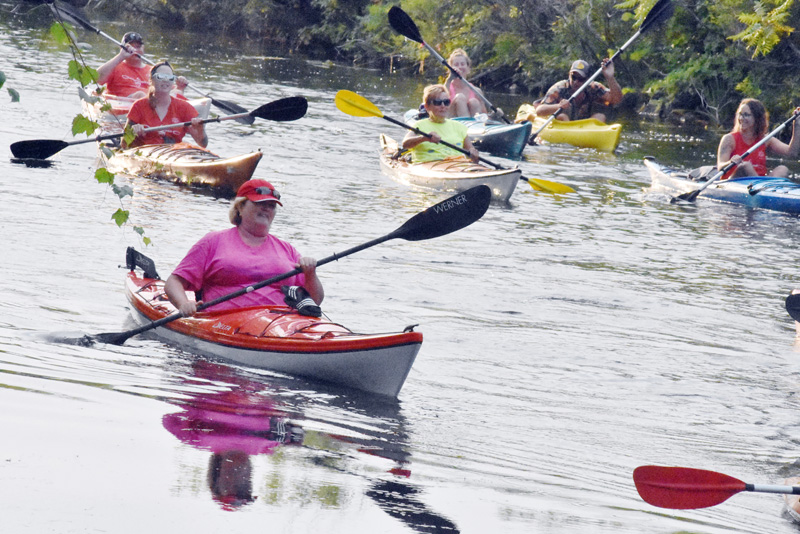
[735,98,768,139]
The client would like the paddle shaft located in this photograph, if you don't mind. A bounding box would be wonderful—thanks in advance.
[76,112,251,148]
[675,110,800,202]
[530,0,672,141]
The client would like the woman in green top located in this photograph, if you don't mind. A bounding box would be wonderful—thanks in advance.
[402,84,480,163]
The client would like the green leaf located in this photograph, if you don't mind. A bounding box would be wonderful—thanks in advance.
[72,114,99,136]
[123,126,136,147]
[0,70,5,90]
[112,184,134,199]
[67,59,98,88]
[99,145,115,159]
[95,167,115,184]
[8,88,19,103]
[49,22,71,45]
[111,209,129,227]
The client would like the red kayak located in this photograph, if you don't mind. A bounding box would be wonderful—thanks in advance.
[125,271,422,397]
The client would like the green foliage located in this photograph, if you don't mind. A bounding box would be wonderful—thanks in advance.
[67,59,98,88]
[95,168,115,185]
[731,0,795,57]
[111,208,130,227]
[49,21,72,45]
[72,114,100,136]
[0,70,20,102]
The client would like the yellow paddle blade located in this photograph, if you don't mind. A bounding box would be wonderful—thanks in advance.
[524,177,576,194]
[335,90,384,118]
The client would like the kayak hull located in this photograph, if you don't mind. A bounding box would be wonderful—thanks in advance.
[404,110,531,158]
[125,272,422,397]
[103,143,262,196]
[378,134,520,202]
[645,157,800,214]
[515,104,622,152]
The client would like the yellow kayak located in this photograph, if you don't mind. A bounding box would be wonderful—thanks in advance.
[515,103,622,152]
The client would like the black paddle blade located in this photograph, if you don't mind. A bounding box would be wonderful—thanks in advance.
[641,0,674,32]
[388,6,424,43]
[49,1,94,31]
[786,293,800,322]
[10,139,69,160]
[392,185,491,242]
[251,96,308,122]
[671,189,701,203]
[211,98,255,124]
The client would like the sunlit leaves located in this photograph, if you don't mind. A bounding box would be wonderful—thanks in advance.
[731,0,794,57]
[72,114,99,136]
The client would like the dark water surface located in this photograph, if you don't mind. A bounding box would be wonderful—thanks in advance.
[4,5,800,533]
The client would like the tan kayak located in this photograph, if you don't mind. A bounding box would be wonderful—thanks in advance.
[378,134,520,202]
[515,103,622,152]
[103,142,262,196]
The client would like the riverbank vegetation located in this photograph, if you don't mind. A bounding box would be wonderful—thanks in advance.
[31,0,800,126]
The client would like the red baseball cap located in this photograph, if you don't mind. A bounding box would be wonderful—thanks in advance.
[236,179,282,205]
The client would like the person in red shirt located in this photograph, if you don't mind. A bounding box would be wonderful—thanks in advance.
[96,32,151,98]
[123,61,207,148]
[717,98,800,179]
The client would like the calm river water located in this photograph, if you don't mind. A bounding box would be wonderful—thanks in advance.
[4,4,800,533]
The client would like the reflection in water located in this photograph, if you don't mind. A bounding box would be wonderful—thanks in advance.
[162,360,303,510]
[367,480,460,533]
[163,360,459,531]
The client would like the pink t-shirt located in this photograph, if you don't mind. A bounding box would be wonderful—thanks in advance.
[172,227,305,311]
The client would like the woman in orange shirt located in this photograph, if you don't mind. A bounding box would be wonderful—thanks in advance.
[123,61,207,148]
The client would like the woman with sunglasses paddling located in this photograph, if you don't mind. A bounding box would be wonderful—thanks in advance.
[164,179,323,318]
[123,61,207,148]
[717,98,800,180]
[402,84,479,163]
[534,58,622,123]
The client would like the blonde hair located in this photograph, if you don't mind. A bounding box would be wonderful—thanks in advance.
[448,48,471,66]
[422,84,448,105]
[228,197,248,225]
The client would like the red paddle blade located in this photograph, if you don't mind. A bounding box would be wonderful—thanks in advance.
[633,466,747,509]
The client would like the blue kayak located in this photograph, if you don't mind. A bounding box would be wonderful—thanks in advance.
[404,110,532,159]
[645,157,800,214]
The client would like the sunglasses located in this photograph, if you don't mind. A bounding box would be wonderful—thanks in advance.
[430,98,451,106]
[152,73,176,82]
[255,187,281,200]
[123,33,144,45]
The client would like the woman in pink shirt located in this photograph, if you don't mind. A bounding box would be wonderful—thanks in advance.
[164,179,324,316]
[717,98,800,179]
[123,61,207,148]
[444,49,487,118]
